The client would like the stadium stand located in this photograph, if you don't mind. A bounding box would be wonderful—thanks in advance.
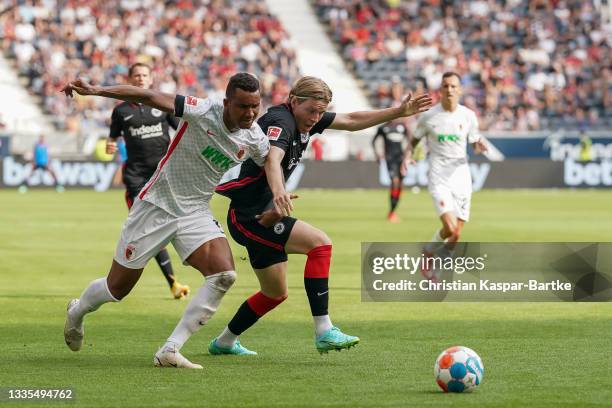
[0,0,301,141]
[311,0,611,131]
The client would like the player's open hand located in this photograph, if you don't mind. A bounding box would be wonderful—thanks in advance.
[61,78,99,98]
[398,93,433,117]
[273,193,298,217]
[473,140,488,155]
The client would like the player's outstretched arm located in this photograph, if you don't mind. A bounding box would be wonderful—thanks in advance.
[61,78,175,113]
[329,93,433,132]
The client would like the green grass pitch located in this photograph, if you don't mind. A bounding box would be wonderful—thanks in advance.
[1,189,611,407]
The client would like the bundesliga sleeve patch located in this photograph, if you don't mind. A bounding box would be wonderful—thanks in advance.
[267,126,282,141]
[186,96,198,106]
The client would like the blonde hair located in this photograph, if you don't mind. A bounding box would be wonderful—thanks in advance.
[288,76,332,104]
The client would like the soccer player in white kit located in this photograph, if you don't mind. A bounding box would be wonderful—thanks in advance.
[60,73,278,369]
[407,72,488,255]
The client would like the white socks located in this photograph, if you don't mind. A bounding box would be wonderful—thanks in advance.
[70,278,119,324]
[215,326,239,348]
[314,315,333,337]
[166,270,236,350]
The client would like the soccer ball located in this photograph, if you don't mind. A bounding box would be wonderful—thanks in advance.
[434,346,484,393]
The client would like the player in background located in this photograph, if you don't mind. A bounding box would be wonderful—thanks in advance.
[210,76,432,355]
[406,72,488,269]
[27,135,62,191]
[106,63,190,300]
[61,73,277,369]
[372,119,411,223]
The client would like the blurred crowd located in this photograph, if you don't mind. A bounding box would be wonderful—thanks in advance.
[0,0,299,134]
[1,0,610,134]
[312,0,611,131]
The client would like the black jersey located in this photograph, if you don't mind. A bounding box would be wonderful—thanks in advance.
[372,123,408,162]
[110,101,179,187]
[216,103,336,213]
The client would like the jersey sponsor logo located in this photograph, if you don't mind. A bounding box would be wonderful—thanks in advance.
[387,132,404,143]
[267,126,282,141]
[129,122,164,139]
[437,134,459,142]
[151,108,162,117]
[300,133,309,144]
[186,96,198,106]
[274,222,285,235]
[200,145,234,171]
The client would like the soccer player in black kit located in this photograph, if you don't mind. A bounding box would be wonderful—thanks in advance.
[106,63,190,299]
[209,76,432,355]
[372,120,411,223]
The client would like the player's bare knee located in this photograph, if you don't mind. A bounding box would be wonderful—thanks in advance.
[312,230,332,248]
[264,292,288,303]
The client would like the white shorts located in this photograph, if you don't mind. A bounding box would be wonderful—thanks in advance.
[114,199,226,269]
[429,184,471,222]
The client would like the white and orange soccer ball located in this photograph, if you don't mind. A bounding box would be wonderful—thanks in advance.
[434,346,484,393]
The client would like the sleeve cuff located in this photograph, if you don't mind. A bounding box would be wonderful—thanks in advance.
[174,95,185,117]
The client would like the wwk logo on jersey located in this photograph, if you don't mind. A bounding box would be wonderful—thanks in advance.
[437,134,459,142]
[186,96,198,106]
[267,126,282,141]
[201,145,234,171]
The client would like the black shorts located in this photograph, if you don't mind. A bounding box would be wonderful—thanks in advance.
[123,166,154,203]
[226,207,297,269]
[386,157,404,180]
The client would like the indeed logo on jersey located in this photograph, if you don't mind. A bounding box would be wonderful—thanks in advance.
[437,134,459,142]
[129,123,163,139]
[201,145,234,171]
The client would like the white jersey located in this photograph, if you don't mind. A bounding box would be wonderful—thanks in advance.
[415,104,481,190]
[139,95,269,216]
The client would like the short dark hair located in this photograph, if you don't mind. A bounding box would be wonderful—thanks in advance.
[226,73,260,98]
[442,71,461,82]
[128,63,151,77]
